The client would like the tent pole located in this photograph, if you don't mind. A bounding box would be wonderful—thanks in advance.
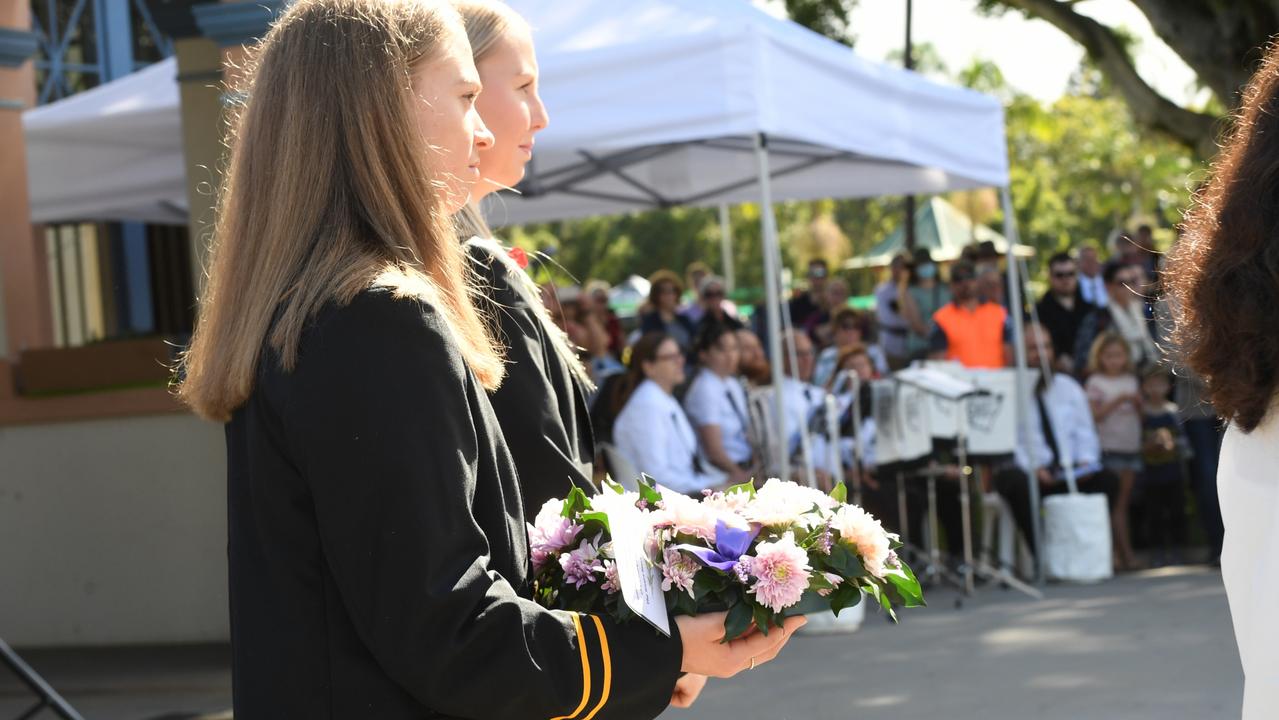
[755,133,789,484]
[1001,184,1044,586]
[719,203,735,293]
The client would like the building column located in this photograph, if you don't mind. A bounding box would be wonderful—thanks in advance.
[0,7,52,362]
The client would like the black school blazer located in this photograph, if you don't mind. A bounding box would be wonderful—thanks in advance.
[225,288,680,719]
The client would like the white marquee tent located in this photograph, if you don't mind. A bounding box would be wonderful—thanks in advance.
[23,0,1008,227]
[489,0,1007,224]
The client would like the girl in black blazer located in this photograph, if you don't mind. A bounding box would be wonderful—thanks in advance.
[178,1,800,717]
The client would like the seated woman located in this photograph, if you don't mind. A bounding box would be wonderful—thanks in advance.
[810,345,879,495]
[813,307,888,388]
[683,322,754,486]
[612,333,720,494]
[638,270,696,354]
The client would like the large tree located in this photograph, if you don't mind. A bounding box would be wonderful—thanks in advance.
[976,0,1276,156]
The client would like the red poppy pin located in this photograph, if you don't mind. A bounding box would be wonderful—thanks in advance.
[508,246,529,269]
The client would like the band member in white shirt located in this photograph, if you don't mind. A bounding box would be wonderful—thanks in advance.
[612,333,719,495]
[683,322,754,486]
[994,323,1121,559]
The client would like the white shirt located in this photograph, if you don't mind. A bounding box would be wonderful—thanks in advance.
[615,380,717,495]
[1219,414,1279,718]
[1079,272,1108,308]
[781,377,824,457]
[1014,373,1102,476]
[683,368,753,464]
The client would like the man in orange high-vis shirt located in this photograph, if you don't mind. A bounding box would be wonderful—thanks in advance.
[929,261,1012,369]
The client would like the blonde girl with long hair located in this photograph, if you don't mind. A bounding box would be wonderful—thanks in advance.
[451,0,598,525]
[179,1,797,716]
[1085,331,1142,570]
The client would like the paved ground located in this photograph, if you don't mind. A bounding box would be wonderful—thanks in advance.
[1,566,1240,719]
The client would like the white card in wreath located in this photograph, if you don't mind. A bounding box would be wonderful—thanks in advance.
[608,505,671,637]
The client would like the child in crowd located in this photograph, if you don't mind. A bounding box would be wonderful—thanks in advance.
[1139,365,1189,566]
[1086,332,1141,570]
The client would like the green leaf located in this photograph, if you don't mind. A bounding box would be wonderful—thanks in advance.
[580,511,611,535]
[602,477,626,495]
[827,543,867,578]
[561,487,590,519]
[807,572,835,592]
[723,600,754,643]
[637,474,663,506]
[726,480,757,498]
[885,562,926,608]
[672,591,699,616]
[752,602,774,636]
[828,585,863,616]
[829,482,847,504]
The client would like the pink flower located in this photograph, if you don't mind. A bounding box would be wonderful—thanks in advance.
[816,571,844,597]
[747,532,812,613]
[831,505,891,578]
[745,479,836,528]
[600,560,621,595]
[651,491,723,542]
[528,499,584,572]
[660,548,699,597]
[560,537,606,589]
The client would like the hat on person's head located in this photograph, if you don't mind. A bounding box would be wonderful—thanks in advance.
[976,240,999,260]
[911,247,935,266]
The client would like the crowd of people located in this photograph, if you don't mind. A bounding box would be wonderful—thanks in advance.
[534,229,1224,577]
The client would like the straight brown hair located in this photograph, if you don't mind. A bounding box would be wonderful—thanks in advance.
[179,0,503,422]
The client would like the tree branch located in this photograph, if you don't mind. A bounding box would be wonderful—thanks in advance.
[1127,0,1274,107]
[993,0,1219,155]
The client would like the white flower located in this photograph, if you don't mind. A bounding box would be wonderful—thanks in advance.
[831,504,891,578]
[744,478,837,528]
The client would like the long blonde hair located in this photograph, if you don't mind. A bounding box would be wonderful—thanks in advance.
[453,0,593,388]
[179,0,503,422]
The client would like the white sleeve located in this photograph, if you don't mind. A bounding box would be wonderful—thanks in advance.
[682,377,713,428]
[621,401,705,495]
[1068,380,1102,467]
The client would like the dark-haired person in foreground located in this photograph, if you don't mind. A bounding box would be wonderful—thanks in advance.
[1165,40,1279,720]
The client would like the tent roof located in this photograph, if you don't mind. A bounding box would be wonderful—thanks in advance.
[842,196,1033,270]
[487,0,1007,224]
[23,57,186,225]
[22,0,1008,226]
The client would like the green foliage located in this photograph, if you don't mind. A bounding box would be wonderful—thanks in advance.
[782,0,858,47]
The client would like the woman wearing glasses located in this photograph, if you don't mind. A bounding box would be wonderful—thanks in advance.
[612,333,719,495]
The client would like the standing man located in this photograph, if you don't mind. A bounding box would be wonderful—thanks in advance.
[1036,252,1097,375]
[789,259,830,328]
[929,261,1011,369]
[875,254,912,369]
[1078,244,1108,309]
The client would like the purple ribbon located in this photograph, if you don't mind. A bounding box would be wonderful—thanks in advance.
[676,519,761,571]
